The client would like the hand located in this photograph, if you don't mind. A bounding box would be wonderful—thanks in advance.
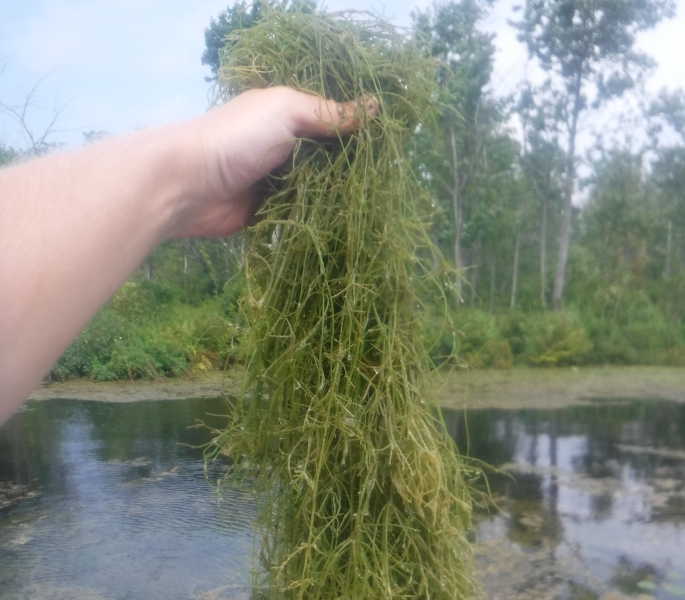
[0,85,377,423]
[169,87,378,239]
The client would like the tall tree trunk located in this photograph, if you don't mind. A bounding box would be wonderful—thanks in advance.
[510,230,521,309]
[450,124,463,305]
[548,410,560,555]
[470,237,481,307]
[489,255,496,313]
[552,72,583,311]
[540,196,548,308]
[665,219,672,277]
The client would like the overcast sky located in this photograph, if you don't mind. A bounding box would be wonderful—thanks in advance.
[1,0,684,151]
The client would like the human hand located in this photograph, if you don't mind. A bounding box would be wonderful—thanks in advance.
[0,85,378,422]
[167,87,377,239]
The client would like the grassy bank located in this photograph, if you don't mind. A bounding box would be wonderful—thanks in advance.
[444,301,685,369]
[49,279,245,381]
[49,276,685,381]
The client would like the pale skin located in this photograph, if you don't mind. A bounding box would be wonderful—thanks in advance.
[0,87,377,425]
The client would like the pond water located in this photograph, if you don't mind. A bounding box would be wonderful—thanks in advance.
[0,396,684,600]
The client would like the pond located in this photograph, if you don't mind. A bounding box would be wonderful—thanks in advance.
[1,395,684,600]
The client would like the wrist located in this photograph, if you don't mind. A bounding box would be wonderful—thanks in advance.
[160,110,255,240]
[135,121,206,242]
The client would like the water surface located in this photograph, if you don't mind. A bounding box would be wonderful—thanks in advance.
[1,396,684,599]
[443,401,685,599]
[0,399,253,600]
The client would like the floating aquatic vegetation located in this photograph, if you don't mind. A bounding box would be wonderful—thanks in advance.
[205,9,475,599]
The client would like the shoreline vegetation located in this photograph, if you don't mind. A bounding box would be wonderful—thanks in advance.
[46,275,685,386]
[30,365,685,409]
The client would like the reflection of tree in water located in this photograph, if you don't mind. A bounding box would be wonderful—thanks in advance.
[571,401,685,524]
[611,556,658,595]
[0,398,230,497]
[445,406,518,466]
[651,491,685,523]
[464,400,685,529]
[0,402,67,487]
[504,410,564,550]
[546,410,563,552]
[527,412,539,466]
[589,492,614,521]
[447,401,685,597]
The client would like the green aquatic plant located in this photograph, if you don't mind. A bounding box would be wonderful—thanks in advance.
[204,9,475,599]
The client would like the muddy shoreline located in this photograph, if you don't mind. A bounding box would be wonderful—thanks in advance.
[437,365,685,409]
[28,371,241,403]
[28,365,685,409]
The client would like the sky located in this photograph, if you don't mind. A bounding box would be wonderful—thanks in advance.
[1,0,685,151]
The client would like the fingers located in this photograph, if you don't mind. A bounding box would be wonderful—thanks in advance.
[291,92,378,138]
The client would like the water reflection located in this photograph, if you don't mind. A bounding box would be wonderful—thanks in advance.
[0,398,253,600]
[1,397,685,599]
[444,401,685,599]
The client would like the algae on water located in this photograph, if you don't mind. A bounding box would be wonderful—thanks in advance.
[205,9,475,599]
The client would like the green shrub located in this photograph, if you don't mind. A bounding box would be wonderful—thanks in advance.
[583,315,638,364]
[450,308,513,368]
[52,268,685,380]
[51,310,127,379]
[582,291,685,365]
[497,310,530,357]
[107,334,188,379]
[50,293,245,381]
[525,311,592,366]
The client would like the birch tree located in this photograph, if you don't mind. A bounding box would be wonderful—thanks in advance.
[514,0,675,310]
[413,0,497,304]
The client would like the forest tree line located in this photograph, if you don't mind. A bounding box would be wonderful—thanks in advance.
[3,0,685,378]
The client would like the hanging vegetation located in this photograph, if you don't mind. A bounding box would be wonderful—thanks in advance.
[204,9,475,599]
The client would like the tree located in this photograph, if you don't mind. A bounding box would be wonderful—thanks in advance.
[513,0,675,310]
[0,144,18,167]
[518,86,565,307]
[413,0,499,304]
[651,147,685,277]
[0,72,69,156]
[582,149,653,283]
[202,0,315,81]
[646,87,685,278]
[202,2,265,81]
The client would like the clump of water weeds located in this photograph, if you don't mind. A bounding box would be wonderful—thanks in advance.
[204,8,475,599]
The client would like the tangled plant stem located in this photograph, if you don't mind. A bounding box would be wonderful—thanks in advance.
[204,9,476,599]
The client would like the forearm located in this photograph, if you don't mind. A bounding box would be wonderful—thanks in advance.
[0,125,189,421]
[0,87,373,424]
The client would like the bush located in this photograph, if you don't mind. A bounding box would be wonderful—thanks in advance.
[447,309,513,369]
[525,311,592,366]
[497,310,530,357]
[50,291,245,381]
[50,310,128,379]
[582,292,685,365]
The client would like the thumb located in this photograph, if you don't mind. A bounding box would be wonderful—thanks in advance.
[291,92,378,138]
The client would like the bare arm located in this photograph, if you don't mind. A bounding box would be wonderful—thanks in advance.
[0,87,376,424]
